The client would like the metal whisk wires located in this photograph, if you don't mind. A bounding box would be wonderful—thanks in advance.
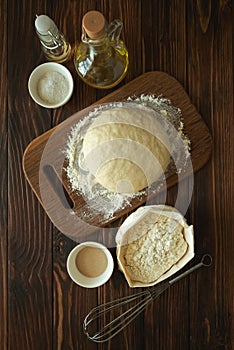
[83,282,169,343]
[83,254,212,343]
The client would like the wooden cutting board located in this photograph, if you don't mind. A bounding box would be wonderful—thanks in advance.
[23,71,212,241]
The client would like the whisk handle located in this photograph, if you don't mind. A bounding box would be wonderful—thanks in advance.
[169,254,212,285]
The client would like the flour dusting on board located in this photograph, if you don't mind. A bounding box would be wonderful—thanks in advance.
[65,95,191,220]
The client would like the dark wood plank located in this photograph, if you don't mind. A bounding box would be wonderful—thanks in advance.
[187,1,233,349]
[0,1,8,349]
[7,1,54,349]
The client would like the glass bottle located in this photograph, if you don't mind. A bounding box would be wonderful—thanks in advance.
[74,11,129,89]
[35,15,71,63]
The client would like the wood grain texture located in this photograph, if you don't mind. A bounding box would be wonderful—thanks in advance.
[0,1,8,349]
[4,0,233,350]
[187,1,233,349]
[8,1,54,350]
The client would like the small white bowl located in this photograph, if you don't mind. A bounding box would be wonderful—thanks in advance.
[28,62,74,108]
[67,242,114,288]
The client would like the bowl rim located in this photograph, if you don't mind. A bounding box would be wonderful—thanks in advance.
[28,62,74,108]
[66,241,114,288]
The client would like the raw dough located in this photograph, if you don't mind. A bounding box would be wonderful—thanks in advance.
[82,106,171,193]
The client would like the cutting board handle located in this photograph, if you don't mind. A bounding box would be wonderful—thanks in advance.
[43,164,74,209]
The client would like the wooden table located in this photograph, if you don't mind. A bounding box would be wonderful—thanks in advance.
[1,1,233,349]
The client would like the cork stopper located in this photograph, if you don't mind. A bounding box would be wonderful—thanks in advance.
[82,11,106,39]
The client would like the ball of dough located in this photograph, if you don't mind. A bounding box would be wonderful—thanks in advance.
[82,106,171,193]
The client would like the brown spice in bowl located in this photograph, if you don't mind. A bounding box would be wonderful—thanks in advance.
[75,246,108,278]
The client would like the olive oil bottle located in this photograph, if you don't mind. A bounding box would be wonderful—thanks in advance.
[74,11,129,89]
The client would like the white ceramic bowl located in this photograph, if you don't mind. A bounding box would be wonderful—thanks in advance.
[28,62,74,108]
[66,242,114,288]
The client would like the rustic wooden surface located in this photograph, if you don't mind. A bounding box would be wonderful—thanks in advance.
[1,0,233,349]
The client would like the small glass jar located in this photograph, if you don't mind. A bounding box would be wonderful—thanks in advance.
[35,15,71,63]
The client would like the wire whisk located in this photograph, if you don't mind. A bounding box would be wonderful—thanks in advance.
[83,254,212,343]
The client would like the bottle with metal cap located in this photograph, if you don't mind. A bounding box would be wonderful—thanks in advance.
[35,14,71,63]
[74,10,129,89]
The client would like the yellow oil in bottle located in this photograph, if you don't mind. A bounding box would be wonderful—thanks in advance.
[35,15,71,63]
[42,39,71,63]
[74,40,128,89]
[74,11,129,89]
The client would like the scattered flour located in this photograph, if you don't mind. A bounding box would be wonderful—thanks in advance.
[64,95,191,220]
